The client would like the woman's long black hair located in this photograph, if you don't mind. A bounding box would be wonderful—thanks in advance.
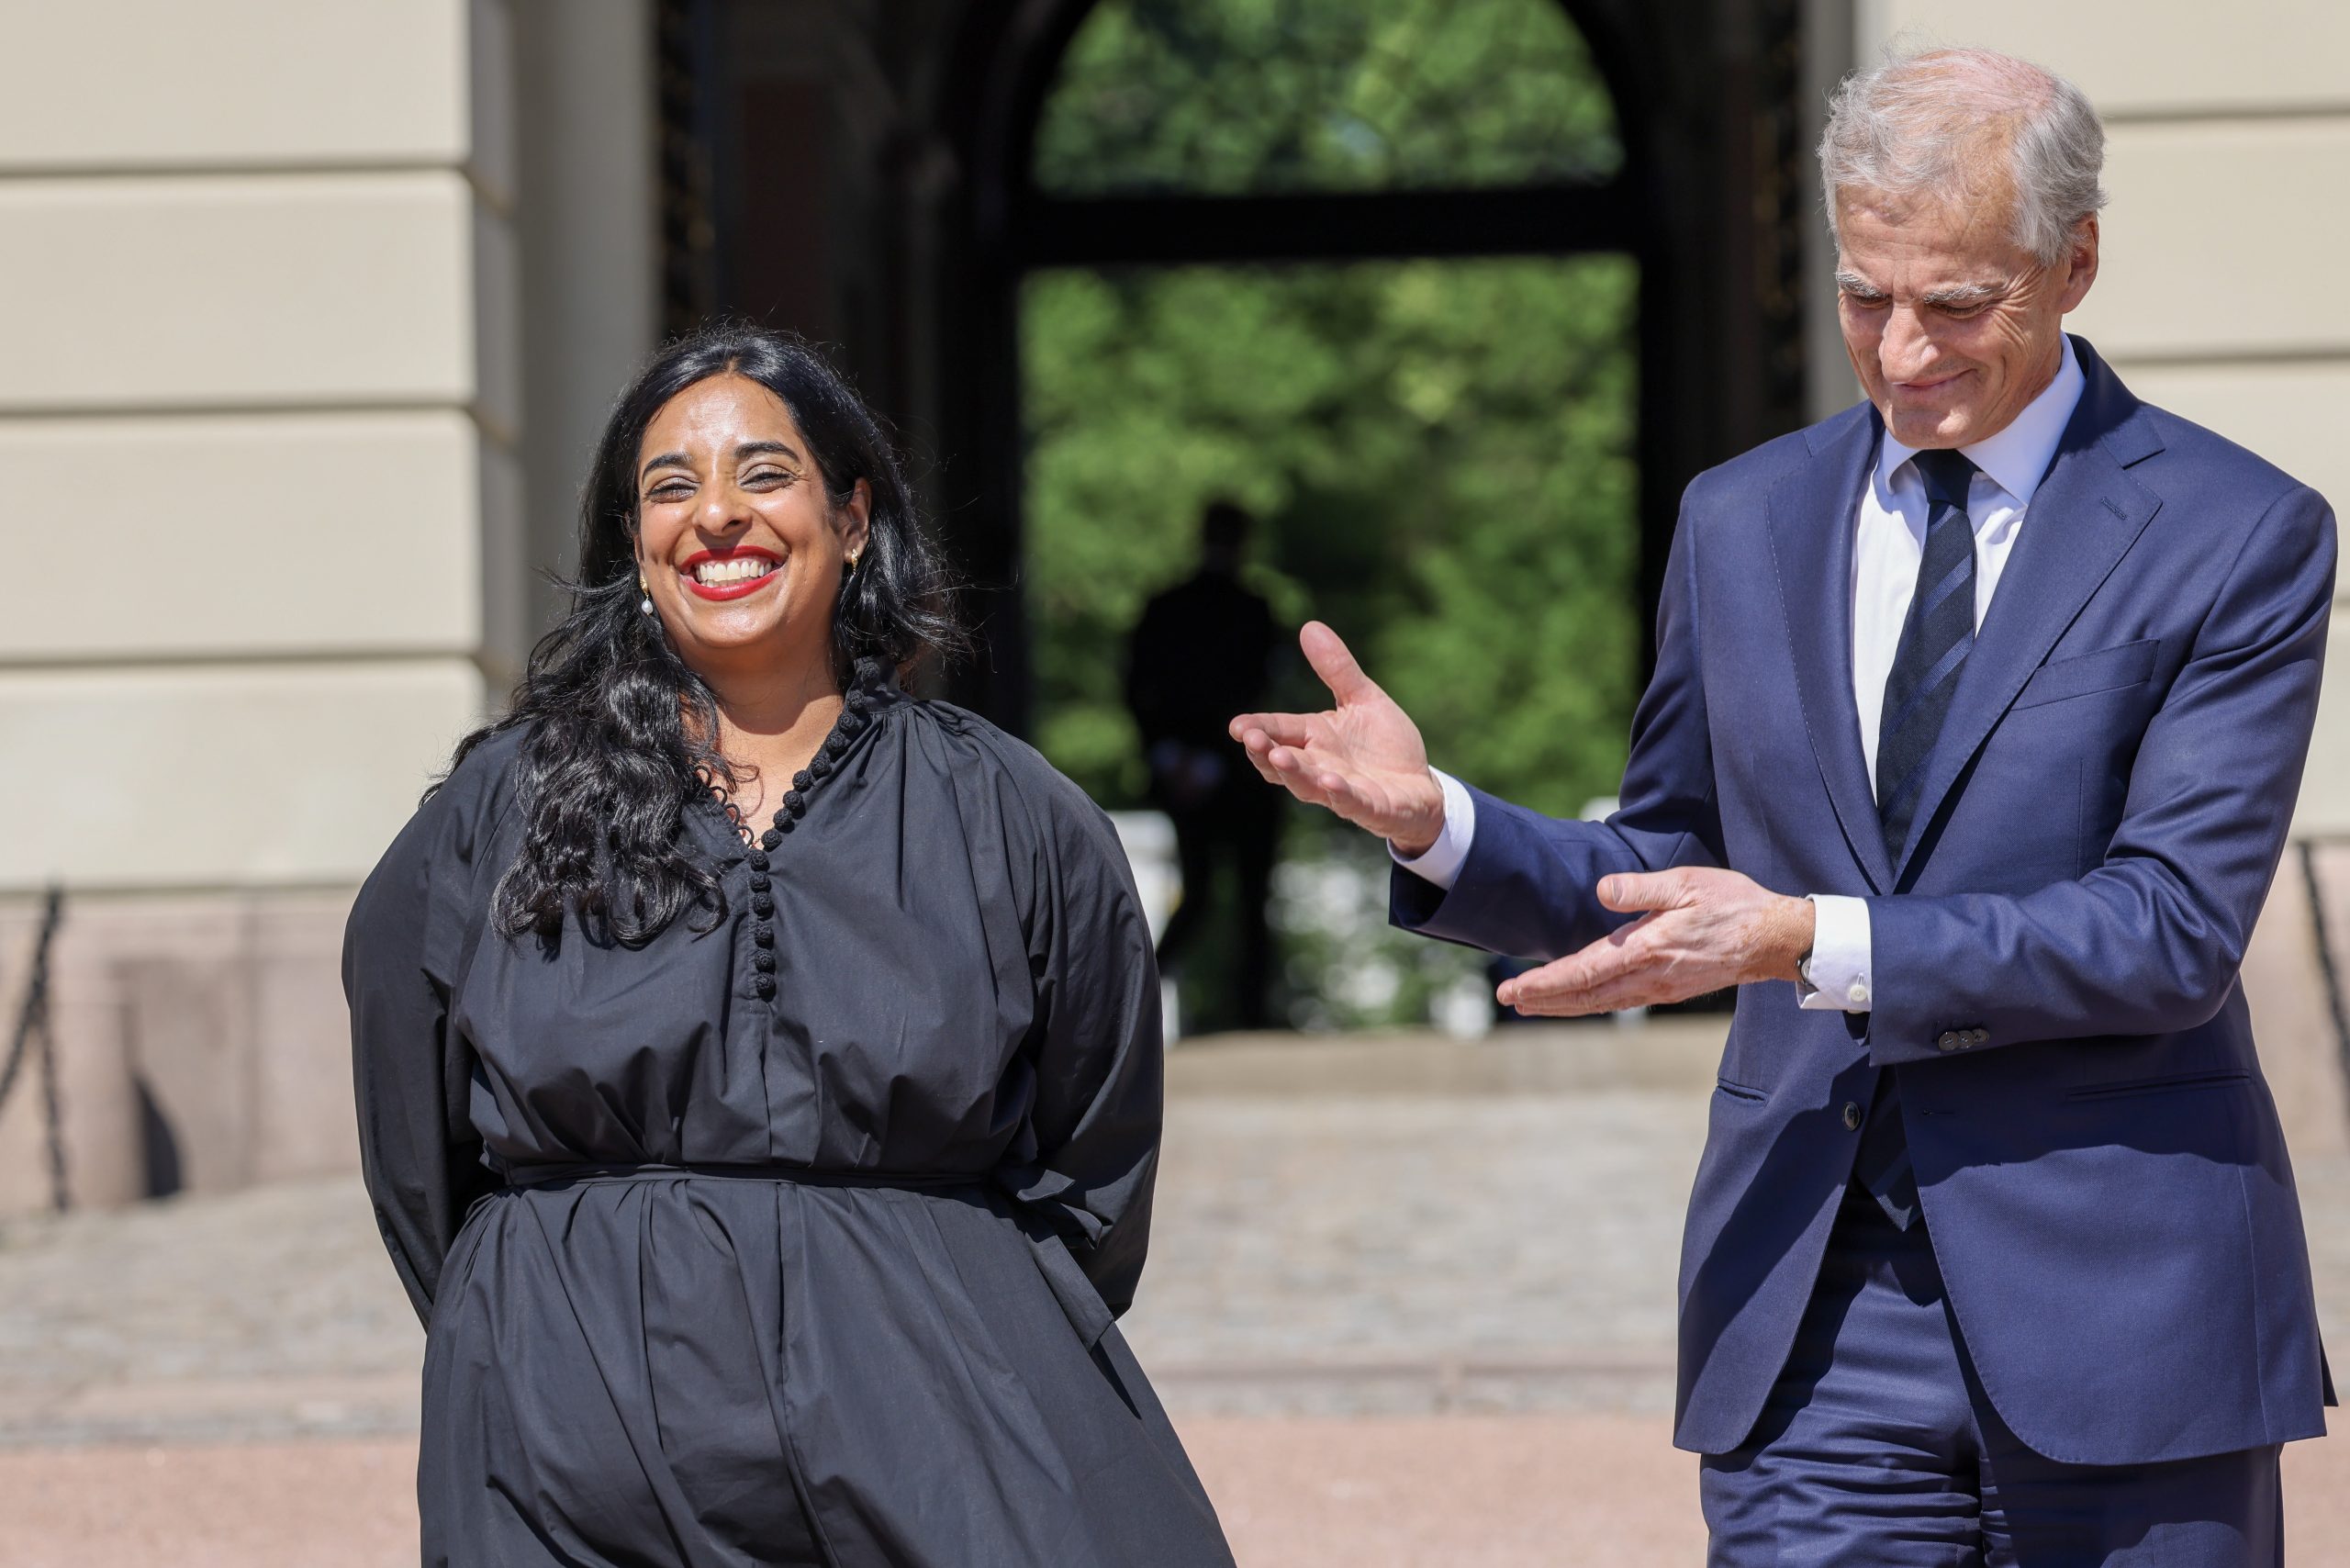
[441,325,960,943]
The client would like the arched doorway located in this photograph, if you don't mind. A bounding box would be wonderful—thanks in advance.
[1019,0,1638,804]
[654,0,1811,729]
[930,0,1808,733]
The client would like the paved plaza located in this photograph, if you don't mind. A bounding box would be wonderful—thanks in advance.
[5,1022,2349,1563]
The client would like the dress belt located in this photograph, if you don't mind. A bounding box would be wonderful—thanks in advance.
[502,1161,986,1191]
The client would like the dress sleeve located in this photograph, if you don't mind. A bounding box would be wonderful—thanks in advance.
[1012,783,1165,1320]
[343,764,502,1326]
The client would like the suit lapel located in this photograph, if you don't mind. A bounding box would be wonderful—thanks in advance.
[1766,408,1894,894]
[1891,342,2166,878]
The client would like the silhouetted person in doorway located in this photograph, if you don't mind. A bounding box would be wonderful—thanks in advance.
[1125,501,1283,1030]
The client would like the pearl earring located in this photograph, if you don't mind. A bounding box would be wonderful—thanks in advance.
[638,577,654,616]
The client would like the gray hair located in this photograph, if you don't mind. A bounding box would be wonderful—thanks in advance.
[1818,47,2107,265]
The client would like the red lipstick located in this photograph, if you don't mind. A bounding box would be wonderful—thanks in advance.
[677,545,783,601]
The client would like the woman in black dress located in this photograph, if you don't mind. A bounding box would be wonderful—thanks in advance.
[344,326,1236,1567]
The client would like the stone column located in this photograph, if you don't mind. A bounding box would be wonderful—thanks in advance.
[0,2,523,1214]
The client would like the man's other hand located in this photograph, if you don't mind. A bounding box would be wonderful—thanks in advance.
[1497,868,1817,1015]
[1230,622,1447,856]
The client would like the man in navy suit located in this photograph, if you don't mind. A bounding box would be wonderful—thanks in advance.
[1234,46,2333,1564]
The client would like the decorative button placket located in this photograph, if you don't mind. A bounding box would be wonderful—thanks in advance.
[737,689,876,1004]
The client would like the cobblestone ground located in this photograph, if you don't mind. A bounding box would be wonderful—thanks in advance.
[1125,1090,1698,1417]
[4,1024,2348,1563]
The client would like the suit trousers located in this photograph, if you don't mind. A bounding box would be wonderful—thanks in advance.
[1699,1179,2283,1566]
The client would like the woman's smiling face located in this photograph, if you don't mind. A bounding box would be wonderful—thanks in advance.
[633,373,869,682]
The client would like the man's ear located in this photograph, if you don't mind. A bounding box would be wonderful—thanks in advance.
[2056,216,2099,313]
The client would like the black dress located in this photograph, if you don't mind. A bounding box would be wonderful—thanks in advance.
[344,680,1235,1567]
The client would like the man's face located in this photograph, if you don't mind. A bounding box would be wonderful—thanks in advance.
[1835,180,2098,449]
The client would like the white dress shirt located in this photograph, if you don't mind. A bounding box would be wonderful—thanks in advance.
[1395,336,2087,1014]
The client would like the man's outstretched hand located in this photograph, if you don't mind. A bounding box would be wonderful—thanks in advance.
[1496,868,1816,1016]
[1229,622,1447,856]
[1231,625,1814,1015]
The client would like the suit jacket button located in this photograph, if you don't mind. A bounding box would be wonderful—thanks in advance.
[1969,1028,1988,1047]
[1842,1101,1863,1130]
[1937,1031,1960,1052]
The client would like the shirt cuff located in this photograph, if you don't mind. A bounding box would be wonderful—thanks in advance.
[1797,893,1873,1012]
[1389,769,1475,890]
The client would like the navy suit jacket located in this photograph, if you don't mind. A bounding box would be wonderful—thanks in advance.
[1396,339,2335,1464]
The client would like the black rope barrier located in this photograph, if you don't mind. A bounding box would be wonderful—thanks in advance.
[0,887,68,1213]
[2299,841,2350,1128]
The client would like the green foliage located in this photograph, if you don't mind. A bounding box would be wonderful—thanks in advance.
[1035,0,1622,196]
[1020,0,1641,1027]
[1023,255,1639,821]
[1270,832,1494,1033]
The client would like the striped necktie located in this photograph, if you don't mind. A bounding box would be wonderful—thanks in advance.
[1853,448,1977,1233]
[1875,448,1981,866]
